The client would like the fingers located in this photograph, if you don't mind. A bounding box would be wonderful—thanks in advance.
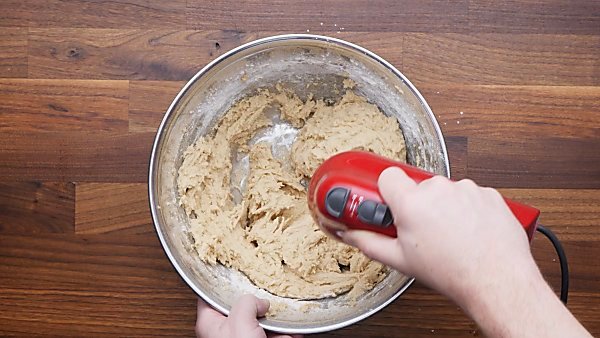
[268,334,304,338]
[378,167,417,219]
[195,298,225,337]
[341,230,405,269]
[228,294,270,332]
[230,294,270,318]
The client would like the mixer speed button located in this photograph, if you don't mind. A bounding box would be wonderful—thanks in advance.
[357,200,394,228]
[325,187,350,218]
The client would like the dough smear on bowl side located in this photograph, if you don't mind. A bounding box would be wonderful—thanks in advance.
[177,86,407,300]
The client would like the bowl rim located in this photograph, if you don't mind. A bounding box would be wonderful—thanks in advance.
[148,33,450,334]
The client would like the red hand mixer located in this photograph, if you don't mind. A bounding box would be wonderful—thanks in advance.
[308,151,540,240]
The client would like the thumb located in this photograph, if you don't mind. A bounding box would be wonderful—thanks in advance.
[378,166,416,217]
[341,230,406,269]
[229,294,270,327]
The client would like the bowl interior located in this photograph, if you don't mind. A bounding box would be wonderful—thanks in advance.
[149,35,449,334]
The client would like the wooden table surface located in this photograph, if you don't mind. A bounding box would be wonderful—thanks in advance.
[1,1,599,336]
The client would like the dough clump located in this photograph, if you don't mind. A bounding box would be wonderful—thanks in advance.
[178,87,406,299]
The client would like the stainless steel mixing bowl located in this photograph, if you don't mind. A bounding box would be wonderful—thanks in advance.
[149,34,450,334]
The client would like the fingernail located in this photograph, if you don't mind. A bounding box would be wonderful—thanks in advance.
[258,298,270,308]
[335,230,345,238]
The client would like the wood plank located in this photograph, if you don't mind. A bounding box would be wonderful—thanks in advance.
[0,79,129,132]
[0,28,27,78]
[1,233,597,336]
[565,292,600,336]
[0,182,74,234]
[500,189,600,241]
[28,29,249,80]
[0,233,195,336]
[0,1,29,27]
[469,0,600,34]
[75,183,152,235]
[129,81,185,132]
[0,132,153,182]
[467,137,600,189]
[404,33,600,86]
[0,288,195,336]
[28,30,408,81]
[186,0,469,32]
[422,85,600,139]
[0,233,183,292]
[531,238,600,295]
[445,136,468,180]
[32,30,595,87]
[28,0,186,29]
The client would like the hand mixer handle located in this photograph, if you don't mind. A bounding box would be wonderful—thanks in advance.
[309,151,540,240]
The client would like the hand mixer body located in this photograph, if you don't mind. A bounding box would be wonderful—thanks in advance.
[308,151,540,240]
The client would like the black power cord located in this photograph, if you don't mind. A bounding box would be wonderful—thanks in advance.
[536,224,569,305]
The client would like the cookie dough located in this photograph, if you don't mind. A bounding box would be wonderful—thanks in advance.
[178,87,407,299]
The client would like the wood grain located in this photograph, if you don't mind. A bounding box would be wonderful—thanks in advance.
[28,30,408,81]
[0,182,74,234]
[1,232,598,336]
[468,137,600,189]
[404,33,600,86]
[0,233,184,291]
[532,239,600,301]
[467,137,600,189]
[422,85,600,139]
[445,136,468,180]
[469,0,600,34]
[28,0,187,29]
[31,30,600,86]
[0,233,196,336]
[129,81,185,132]
[186,0,469,32]
[75,183,152,235]
[0,132,153,182]
[0,0,29,27]
[0,288,196,337]
[28,29,248,80]
[0,79,129,132]
[0,28,27,78]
